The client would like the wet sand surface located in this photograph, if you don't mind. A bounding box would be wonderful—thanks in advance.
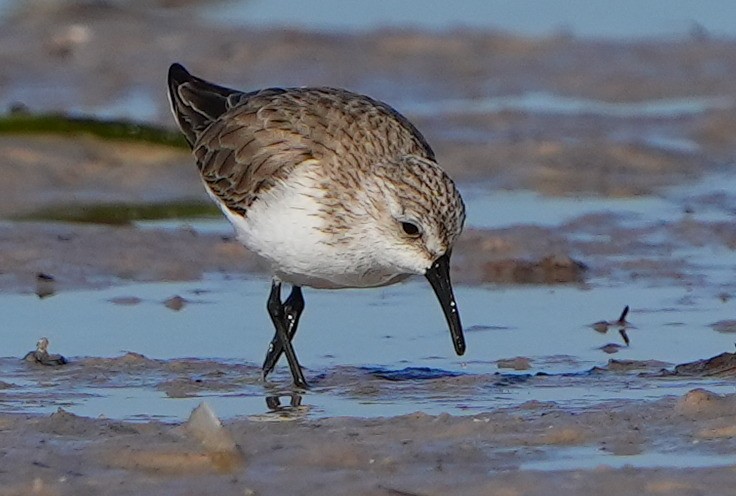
[3,2,736,495]
[4,387,736,496]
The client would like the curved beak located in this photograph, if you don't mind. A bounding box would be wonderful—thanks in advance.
[425,253,466,356]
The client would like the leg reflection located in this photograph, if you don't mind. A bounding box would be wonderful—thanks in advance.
[265,392,303,413]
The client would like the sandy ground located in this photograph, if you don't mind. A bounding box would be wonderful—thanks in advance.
[4,386,736,496]
[3,2,736,495]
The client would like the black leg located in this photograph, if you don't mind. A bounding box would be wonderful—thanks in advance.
[262,286,304,379]
[265,280,309,388]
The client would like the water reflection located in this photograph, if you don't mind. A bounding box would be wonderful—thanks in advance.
[590,305,632,350]
[263,393,308,419]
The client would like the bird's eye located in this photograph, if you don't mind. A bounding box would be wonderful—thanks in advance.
[401,221,421,237]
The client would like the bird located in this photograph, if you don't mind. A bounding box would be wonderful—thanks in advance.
[167,63,466,388]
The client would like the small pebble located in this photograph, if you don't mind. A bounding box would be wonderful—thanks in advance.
[496,357,532,370]
[164,295,187,311]
[710,320,736,333]
[35,272,56,299]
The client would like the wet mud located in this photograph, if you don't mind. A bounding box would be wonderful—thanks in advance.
[4,348,736,494]
[4,380,736,495]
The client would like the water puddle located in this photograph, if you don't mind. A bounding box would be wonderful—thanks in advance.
[201,0,736,39]
[2,273,736,421]
[405,93,734,119]
[464,169,736,229]
[72,86,161,122]
[521,446,736,471]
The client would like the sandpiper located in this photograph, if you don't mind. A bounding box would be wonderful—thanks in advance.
[167,63,466,388]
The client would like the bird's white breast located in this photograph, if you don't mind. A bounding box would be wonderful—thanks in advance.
[210,167,406,289]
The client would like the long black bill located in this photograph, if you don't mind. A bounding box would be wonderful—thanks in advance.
[425,253,466,356]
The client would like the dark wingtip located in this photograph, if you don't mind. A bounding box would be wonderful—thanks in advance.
[168,63,191,87]
[166,63,243,148]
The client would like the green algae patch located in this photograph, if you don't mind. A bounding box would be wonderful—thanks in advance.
[0,112,188,149]
[19,201,220,225]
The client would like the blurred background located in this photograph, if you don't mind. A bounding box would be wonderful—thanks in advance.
[2,0,736,198]
[4,0,736,117]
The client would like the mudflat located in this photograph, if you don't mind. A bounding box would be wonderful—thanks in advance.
[3,2,736,495]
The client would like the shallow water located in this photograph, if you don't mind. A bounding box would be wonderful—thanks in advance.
[404,93,735,119]
[3,0,736,39]
[521,447,736,471]
[465,169,736,229]
[203,0,736,39]
[4,274,735,368]
[3,262,736,421]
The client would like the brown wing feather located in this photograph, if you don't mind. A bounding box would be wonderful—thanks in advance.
[189,86,434,216]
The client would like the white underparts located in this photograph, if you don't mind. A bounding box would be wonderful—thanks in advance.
[209,167,407,289]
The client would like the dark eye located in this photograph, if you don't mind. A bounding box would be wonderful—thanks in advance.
[401,221,421,237]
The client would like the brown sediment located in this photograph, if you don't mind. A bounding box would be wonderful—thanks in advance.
[2,388,736,494]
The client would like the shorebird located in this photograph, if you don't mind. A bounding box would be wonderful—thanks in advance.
[167,63,466,388]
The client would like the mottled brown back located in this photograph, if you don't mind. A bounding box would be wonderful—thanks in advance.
[167,63,436,216]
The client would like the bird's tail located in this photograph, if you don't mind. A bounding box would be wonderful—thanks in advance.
[167,63,242,147]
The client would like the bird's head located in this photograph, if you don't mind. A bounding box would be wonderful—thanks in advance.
[366,155,467,355]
